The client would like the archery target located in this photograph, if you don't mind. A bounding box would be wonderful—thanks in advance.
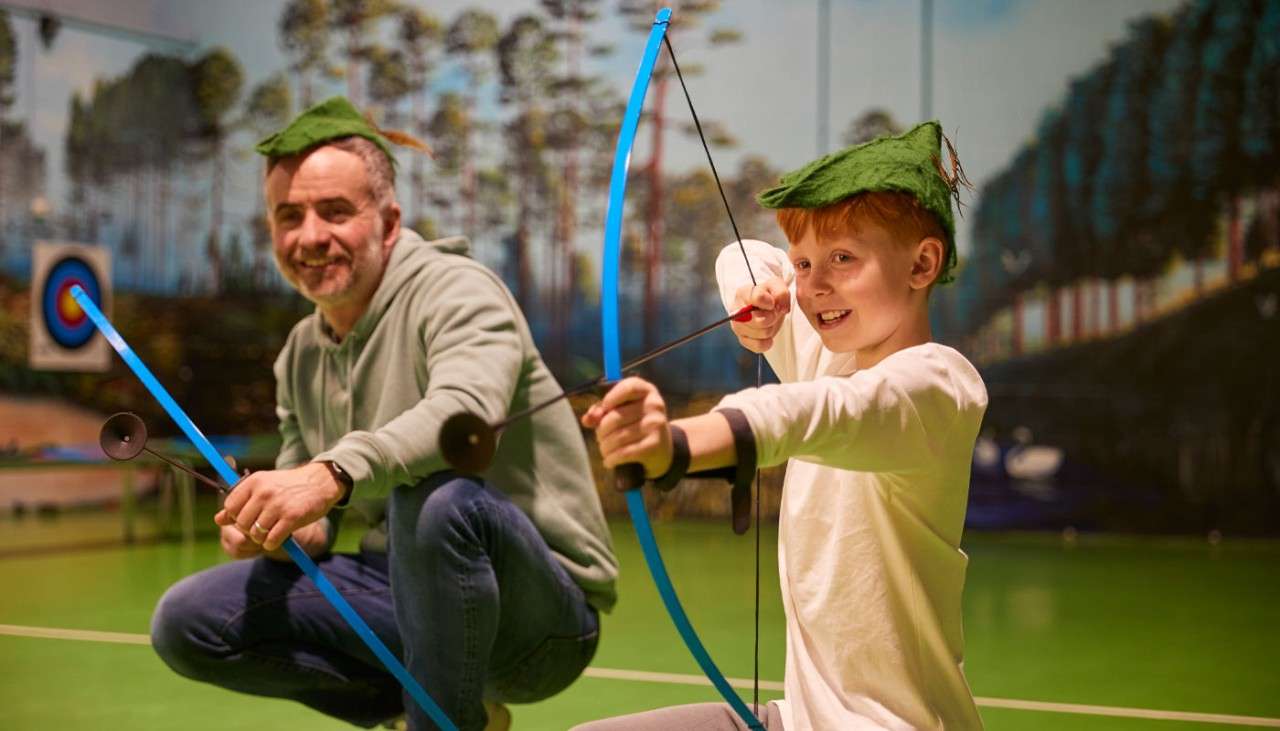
[30,242,112,372]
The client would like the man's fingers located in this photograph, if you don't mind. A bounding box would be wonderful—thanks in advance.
[223,473,264,540]
[247,507,282,546]
[234,495,267,539]
[263,521,293,552]
[220,526,261,559]
[221,473,253,517]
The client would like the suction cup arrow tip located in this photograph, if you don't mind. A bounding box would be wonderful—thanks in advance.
[439,412,497,474]
[100,412,148,461]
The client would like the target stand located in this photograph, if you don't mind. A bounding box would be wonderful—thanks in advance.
[29,242,112,372]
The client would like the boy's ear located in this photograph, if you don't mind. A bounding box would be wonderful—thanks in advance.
[909,237,944,290]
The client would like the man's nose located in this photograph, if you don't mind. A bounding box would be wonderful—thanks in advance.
[296,209,328,248]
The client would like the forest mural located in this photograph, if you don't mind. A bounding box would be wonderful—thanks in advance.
[0,0,1276,532]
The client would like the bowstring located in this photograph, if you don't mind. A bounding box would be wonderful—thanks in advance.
[663,34,763,716]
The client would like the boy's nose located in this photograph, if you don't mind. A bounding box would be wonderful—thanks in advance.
[808,267,834,295]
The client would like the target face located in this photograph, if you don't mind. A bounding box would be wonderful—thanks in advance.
[30,242,112,372]
[42,256,101,349]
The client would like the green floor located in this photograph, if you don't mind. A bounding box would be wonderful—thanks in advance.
[0,512,1277,730]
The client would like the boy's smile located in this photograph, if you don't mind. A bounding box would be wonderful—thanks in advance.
[816,309,852,328]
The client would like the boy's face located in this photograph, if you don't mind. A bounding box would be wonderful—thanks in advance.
[787,221,923,354]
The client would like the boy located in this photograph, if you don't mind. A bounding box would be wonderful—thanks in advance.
[575,122,988,730]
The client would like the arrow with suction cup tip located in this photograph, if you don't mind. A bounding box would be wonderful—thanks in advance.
[99,412,229,492]
[439,304,757,475]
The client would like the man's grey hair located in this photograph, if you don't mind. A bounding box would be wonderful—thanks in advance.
[266,135,397,212]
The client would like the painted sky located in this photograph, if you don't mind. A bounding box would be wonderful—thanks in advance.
[5,0,1185,261]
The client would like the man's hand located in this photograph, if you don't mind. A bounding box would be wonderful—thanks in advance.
[214,463,346,552]
[219,519,331,561]
[580,377,674,478]
[730,277,791,353]
[219,522,267,560]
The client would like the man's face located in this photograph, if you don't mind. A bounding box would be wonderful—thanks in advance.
[265,146,396,311]
[788,221,918,353]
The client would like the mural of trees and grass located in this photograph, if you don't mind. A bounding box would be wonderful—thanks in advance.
[942,0,1280,533]
[0,0,1277,531]
[0,0,778,408]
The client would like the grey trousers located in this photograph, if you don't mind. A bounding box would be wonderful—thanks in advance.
[571,702,784,731]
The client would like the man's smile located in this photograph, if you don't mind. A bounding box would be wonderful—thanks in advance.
[296,255,348,271]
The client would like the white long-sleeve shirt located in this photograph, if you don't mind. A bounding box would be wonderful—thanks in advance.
[715,240,988,730]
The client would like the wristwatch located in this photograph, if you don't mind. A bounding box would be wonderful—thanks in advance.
[322,460,354,508]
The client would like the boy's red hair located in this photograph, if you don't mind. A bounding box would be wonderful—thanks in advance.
[776,190,948,254]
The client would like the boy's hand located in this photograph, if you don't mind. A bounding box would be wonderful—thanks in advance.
[580,377,673,478]
[730,277,790,353]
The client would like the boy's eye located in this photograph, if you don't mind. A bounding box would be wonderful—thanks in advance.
[793,259,810,271]
[833,252,854,264]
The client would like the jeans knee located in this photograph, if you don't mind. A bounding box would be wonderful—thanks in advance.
[391,473,491,554]
[150,575,223,679]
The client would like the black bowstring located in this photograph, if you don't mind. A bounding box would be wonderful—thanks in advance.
[663,34,763,717]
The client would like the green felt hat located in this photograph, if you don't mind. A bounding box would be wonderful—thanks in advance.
[254,96,397,165]
[757,121,962,283]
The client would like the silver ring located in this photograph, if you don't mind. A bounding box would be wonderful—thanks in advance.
[251,521,267,535]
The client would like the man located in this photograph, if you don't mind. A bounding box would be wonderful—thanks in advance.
[150,97,617,731]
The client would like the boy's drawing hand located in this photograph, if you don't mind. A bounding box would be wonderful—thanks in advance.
[581,377,674,478]
[730,277,791,353]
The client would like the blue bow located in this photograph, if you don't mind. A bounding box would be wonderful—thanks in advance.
[599,8,765,730]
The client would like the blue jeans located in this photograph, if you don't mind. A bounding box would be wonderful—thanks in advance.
[151,473,601,731]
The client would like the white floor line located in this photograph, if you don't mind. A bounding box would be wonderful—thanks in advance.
[972,697,1280,728]
[0,622,151,645]
[3,623,1277,727]
[583,666,785,692]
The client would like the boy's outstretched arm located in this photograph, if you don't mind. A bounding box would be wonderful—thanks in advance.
[717,352,988,476]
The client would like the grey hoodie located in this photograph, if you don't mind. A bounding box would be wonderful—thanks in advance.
[273,228,617,611]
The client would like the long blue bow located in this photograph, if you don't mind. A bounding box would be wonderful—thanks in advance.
[599,8,765,730]
[70,285,458,731]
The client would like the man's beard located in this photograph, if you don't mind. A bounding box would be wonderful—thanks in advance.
[278,238,380,306]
